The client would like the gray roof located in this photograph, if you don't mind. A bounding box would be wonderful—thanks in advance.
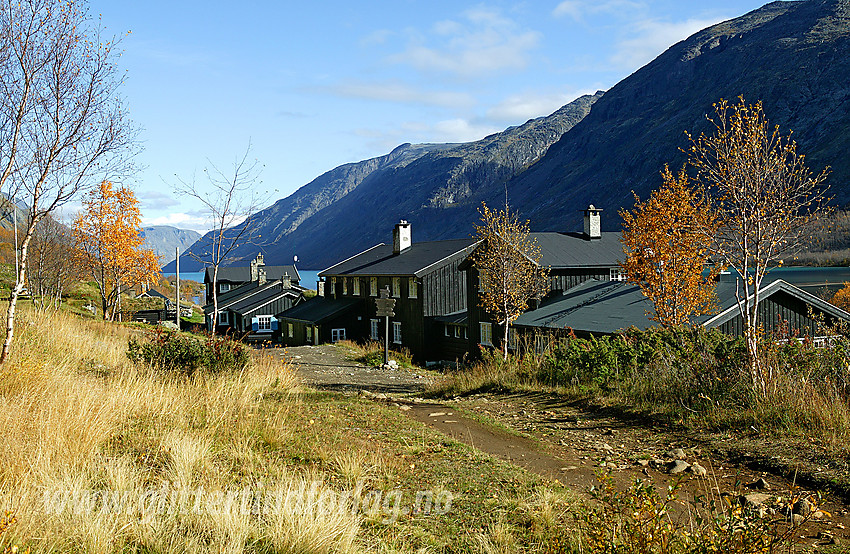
[204,279,304,313]
[513,278,850,334]
[205,265,300,284]
[530,231,622,268]
[226,285,302,316]
[278,297,362,324]
[458,231,623,271]
[432,310,468,325]
[320,239,478,278]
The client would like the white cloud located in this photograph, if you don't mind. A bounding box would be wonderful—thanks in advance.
[143,213,210,233]
[329,81,476,109]
[610,17,721,69]
[389,7,541,77]
[487,89,600,122]
[552,0,645,21]
[431,118,501,143]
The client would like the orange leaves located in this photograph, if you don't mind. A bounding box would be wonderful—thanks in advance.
[620,165,719,326]
[72,180,160,319]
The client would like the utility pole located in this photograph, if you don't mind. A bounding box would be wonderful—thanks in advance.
[175,247,180,329]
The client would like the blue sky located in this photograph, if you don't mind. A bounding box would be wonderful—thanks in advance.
[85,0,768,232]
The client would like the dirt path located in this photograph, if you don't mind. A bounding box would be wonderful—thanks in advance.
[281,344,850,549]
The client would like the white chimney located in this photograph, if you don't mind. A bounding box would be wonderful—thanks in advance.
[583,205,602,240]
[393,220,412,254]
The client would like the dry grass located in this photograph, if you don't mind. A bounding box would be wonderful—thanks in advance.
[0,307,364,553]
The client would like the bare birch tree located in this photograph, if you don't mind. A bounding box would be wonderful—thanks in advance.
[472,203,549,359]
[174,146,264,334]
[687,98,830,394]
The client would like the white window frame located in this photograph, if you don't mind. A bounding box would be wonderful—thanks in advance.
[331,328,346,343]
[370,277,378,296]
[454,326,462,339]
[480,322,493,346]
[342,278,348,295]
[257,315,272,332]
[306,326,313,344]
[610,267,627,281]
[218,311,229,325]
[392,321,402,344]
[392,277,401,298]
[330,276,337,295]
[370,319,380,340]
[219,283,231,293]
[353,278,360,296]
[408,277,418,299]
[444,325,451,337]
[287,322,293,337]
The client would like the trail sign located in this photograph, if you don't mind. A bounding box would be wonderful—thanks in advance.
[375,287,396,317]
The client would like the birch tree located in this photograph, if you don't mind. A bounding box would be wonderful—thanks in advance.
[620,165,719,326]
[174,146,264,334]
[472,203,548,359]
[0,0,136,362]
[687,98,830,394]
[73,181,160,320]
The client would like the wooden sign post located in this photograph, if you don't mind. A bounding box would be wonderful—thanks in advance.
[374,287,396,365]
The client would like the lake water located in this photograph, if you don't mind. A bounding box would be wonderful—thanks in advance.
[164,269,323,291]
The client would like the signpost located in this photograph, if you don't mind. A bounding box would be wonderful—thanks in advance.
[374,287,396,365]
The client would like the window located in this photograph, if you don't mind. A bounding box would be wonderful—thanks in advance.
[330,277,337,296]
[370,277,378,296]
[454,326,462,339]
[392,322,402,344]
[408,277,418,299]
[480,322,493,346]
[306,326,313,344]
[444,325,451,337]
[287,322,293,337]
[219,283,231,293]
[257,315,272,331]
[392,277,401,298]
[218,312,229,325]
[331,328,346,342]
[353,278,360,296]
[610,267,627,281]
[508,328,518,350]
[342,278,348,295]
[370,319,380,340]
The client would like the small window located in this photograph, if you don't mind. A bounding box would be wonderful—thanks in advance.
[392,322,402,344]
[370,319,380,340]
[306,326,313,343]
[480,322,493,346]
[408,277,418,299]
[610,267,627,281]
[370,277,378,296]
[219,283,231,293]
[463,327,468,340]
[330,277,337,295]
[342,278,348,295]
[287,322,293,337]
[508,328,518,350]
[331,328,346,342]
[454,326,462,339]
[353,278,360,296]
[257,315,272,331]
[444,325,451,337]
[392,277,401,298]
[218,312,229,325]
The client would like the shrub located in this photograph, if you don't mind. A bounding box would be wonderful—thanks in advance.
[127,327,249,374]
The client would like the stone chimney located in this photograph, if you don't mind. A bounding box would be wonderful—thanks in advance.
[250,259,258,281]
[281,272,291,289]
[583,205,602,240]
[257,267,267,285]
[393,220,412,254]
[250,253,265,281]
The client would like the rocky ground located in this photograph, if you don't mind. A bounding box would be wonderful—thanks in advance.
[279,344,850,550]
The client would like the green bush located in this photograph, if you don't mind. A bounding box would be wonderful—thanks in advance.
[127,327,249,374]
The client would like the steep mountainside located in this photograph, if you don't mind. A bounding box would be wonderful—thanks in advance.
[142,226,201,265]
[172,0,850,271]
[167,93,601,271]
[506,0,850,232]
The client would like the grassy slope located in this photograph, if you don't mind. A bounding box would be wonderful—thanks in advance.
[0,308,577,553]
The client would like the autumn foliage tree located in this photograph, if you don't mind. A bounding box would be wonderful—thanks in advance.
[620,165,719,326]
[472,203,549,359]
[687,98,830,393]
[73,181,160,320]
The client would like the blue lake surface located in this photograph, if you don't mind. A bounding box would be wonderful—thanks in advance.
[164,269,323,291]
